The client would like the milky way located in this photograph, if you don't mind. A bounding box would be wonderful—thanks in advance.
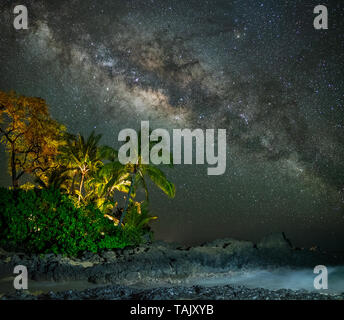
[1,0,344,249]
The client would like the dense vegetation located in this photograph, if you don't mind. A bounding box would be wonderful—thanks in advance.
[0,90,175,256]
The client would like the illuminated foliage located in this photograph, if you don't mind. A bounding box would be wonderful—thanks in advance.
[0,90,176,254]
[0,90,65,188]
[0,188,132,255]
[118,130,176,228]
[58,131,104,204]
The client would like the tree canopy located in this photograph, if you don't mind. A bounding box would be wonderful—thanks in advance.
[0,90,176,250]
[0,90,65,188]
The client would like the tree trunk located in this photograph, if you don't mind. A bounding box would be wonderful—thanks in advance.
[78,172,85,205]
[11,143,19,189]
[70,174,76,195]
[118,172,136,229]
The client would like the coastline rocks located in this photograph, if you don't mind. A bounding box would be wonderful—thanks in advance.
[2,284,343,300]
[1,233,343,290]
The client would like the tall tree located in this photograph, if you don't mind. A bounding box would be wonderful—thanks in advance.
[0,90,65,188]
[84,160,131,211]
[58,131,104,204]
[118,131,175,228]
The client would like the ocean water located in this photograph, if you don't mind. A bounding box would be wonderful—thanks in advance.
[1,266,344,296]
[195,266,344,294]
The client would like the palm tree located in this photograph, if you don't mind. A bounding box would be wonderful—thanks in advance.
[84,159,131,211]
[118,130,175,228]
[58,131,103,204]
[123,201,157,232]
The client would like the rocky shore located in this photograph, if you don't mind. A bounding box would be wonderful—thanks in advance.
[1,233,344,300]
[3,283,344,300]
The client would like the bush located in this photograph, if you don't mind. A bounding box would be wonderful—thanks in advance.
[0,188,143,256]
[123,201,156,242]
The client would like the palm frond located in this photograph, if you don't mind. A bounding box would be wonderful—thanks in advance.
[144,165,175,198]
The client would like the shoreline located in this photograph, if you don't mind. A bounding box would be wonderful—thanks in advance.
[3,283,344,300]
[1,233,344,300]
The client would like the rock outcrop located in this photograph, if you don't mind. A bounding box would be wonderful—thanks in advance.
[0,233,343,291]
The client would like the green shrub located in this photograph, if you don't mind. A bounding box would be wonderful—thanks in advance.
[0,188,145,256]
[123,202,156,240]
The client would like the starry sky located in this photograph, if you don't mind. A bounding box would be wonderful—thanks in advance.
[1,0,344,250]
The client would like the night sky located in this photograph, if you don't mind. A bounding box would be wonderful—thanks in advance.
[1,0,344,250]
